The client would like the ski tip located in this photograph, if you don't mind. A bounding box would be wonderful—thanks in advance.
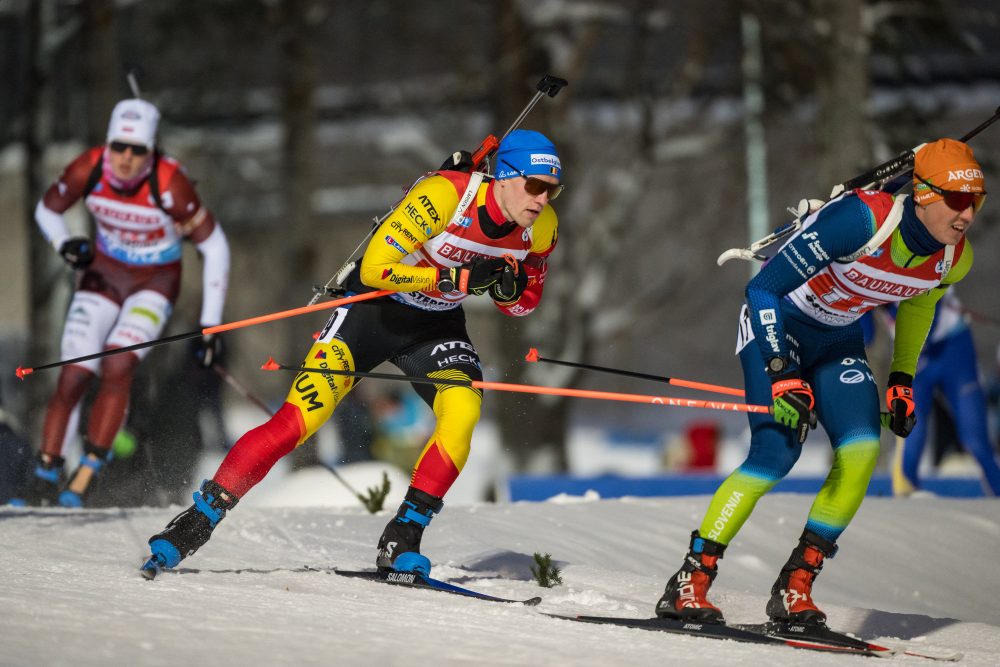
[524,348,539,362]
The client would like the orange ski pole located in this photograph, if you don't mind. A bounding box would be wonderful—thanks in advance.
[261,358,771,415]
[524,348,745,397]
[15,290,392,380]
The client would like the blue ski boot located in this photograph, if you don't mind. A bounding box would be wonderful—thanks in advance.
[376,486,443,576]
[58,441,112,508]
[9,454,65,507]
[141,479,238,580]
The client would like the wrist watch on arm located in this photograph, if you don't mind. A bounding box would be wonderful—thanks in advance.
[436,267,456,293]
[766,355,790,376]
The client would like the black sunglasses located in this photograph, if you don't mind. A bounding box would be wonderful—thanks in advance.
[109,141,150,156]
[914,173,987,213]
[499,160,564,200]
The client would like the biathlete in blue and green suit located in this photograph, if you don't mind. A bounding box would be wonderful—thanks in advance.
[656,138,988,625]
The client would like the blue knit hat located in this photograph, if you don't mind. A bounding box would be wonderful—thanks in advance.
[495,129,561,180]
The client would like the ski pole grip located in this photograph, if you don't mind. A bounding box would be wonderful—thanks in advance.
[537,75,568,97]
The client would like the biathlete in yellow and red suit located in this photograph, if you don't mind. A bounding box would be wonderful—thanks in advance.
[143,129,562,576]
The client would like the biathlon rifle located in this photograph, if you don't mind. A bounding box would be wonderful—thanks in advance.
[718,105,1000,265]
[309,75,568,303]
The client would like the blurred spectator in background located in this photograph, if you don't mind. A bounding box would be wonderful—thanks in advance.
[16,98,229,508]
[370,388,434,471]
[866,287,1000,496]
[989,344,1000,447]
[0,390,32,505]
[332,388,376,465]
[662,421,719,472]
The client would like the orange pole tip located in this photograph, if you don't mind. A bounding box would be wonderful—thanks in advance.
[525,348,539,362]
[15,366,32,380]
[261,357,281,371]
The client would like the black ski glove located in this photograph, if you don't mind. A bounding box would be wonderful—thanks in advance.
[193,334,223,369]
[439,257,510,295]
[881,372,916,437]
[58,237,94,269]
[439,150,474,173]
[489,256,528,304]
[771,374,818,445]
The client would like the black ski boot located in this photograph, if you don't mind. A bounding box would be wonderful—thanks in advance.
[14,454,65,507]
[656,531,727,622]
[141,479,238,579]
[376,486,443,575]
[59,441,112,508]
[766,529,838,624]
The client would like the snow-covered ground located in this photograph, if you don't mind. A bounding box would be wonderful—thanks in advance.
[2,469,999,667]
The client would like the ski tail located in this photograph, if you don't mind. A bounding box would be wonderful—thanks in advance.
[334,569,542,606]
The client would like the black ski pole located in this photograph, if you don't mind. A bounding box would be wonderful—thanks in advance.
[125,64,144,98]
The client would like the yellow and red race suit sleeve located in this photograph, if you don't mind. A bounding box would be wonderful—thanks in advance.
[493,207,558,317]
[358,175,456,292]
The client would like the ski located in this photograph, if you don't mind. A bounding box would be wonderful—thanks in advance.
[543,614,893,657]
[737,622,963,662]
[736,622,895,658]
[332,569,542,606]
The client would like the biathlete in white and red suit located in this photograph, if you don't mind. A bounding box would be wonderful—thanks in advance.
[656,138,987,626]
[141,129,562,578]
[20,99,230,508]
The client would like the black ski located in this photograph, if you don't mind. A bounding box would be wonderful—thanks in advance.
[736,621,895,657]
[333,569,542,606]
[543,614,892,656]
[736,622,963,662]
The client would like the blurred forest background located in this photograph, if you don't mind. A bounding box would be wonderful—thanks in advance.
[1,0,999,504]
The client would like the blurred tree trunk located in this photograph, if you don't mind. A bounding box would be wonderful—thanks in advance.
[25,0,49,439]
[277,0,323,469]
[82,0,119,142]
[497,0,714,471]
[811,0,871,186]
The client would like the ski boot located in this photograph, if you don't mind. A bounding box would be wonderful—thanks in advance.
[656,530,727,622]
[10,454,65,507]
[58,441,112,508]
[766,529,838,625]
[141,479,238,579]
[376,486,443,576]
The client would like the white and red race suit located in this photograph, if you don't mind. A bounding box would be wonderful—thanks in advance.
[34,145,229,456]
